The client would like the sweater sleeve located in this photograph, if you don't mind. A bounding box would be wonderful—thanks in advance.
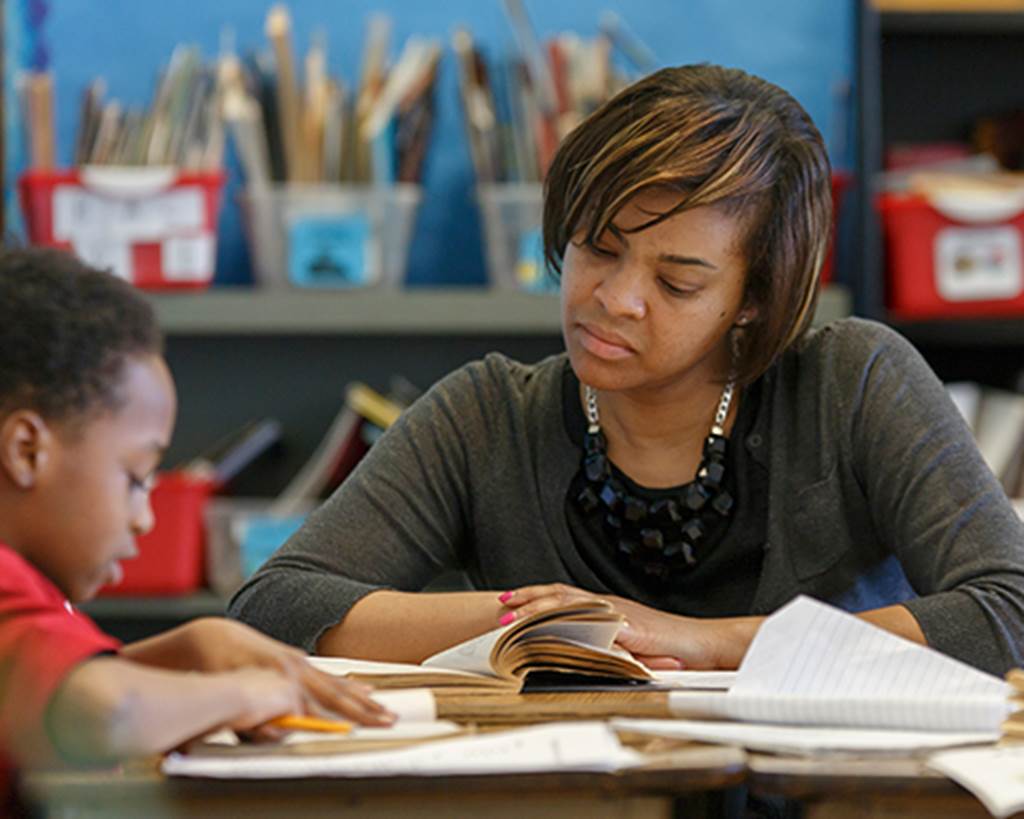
[842,322,1024,674]
[228,360,495,652]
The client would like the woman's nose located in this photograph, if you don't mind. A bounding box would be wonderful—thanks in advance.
[595,264,648,319]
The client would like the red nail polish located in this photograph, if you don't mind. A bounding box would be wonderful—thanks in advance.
[499,611,517,626]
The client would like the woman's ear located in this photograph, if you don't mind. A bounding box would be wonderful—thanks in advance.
[0,410,53,489]
[734,307,757,328]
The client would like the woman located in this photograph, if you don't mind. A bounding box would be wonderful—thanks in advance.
[230,64,1024,675]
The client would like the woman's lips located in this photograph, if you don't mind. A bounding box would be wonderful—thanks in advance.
[578,323,636,360]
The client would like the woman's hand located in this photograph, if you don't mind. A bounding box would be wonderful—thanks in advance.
[497,583,759,669]
[124,617,395,726]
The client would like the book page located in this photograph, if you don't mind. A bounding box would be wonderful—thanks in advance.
[667,596,1010,732]
[164,721,642,779]
[309,656,486,681]
[422,623,507,676]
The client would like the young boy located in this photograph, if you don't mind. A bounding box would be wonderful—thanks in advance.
[0,247,393,770]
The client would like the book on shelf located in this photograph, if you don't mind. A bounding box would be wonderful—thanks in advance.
[945,381,1024,500]
[311,600,653,693]
[270,381,408,516]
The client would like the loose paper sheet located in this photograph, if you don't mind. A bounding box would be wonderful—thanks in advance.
[928,745,1024,818]
[612,718,998,757]
[667,596,1010,732]
[164,721,642,779]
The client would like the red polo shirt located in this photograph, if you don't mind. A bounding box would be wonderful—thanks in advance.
[0,544,120,767]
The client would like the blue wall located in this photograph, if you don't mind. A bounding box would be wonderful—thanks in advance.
[5,0,855,287]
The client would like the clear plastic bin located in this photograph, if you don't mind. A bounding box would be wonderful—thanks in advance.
[204,497,314,596]
[477,182,557,294]
[240,184,422,290]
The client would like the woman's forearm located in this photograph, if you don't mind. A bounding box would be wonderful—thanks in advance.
[315,590,507,662]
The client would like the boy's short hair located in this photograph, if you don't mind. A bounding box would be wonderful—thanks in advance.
[0,246,163,428]
[543,63,832,386]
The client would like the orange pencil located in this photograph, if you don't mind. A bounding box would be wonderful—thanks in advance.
[268,714,353,734]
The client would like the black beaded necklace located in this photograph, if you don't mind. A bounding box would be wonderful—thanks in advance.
[574,380,736,578]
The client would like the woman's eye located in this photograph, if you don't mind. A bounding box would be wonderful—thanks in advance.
[660,278,698,298]
[588,244,618,259]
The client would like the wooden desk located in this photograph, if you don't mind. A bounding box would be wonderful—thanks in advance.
[748,753,999,819]
[27,744,746,819]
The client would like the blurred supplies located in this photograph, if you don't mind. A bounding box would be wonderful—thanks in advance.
[879,170,1024,318]
[224,7,437,288]
[477,182,547,293]
[203,382,410,595]
[821,171,852,285]
[19,165,224,288]
[272,382,405,516]
[240,183,420,289]
[181,418,283,485]
[75,46,224,170]
[947,381,1024,501]
[204,497,314,597]
[99,471,217,597]
[226,8,439,185]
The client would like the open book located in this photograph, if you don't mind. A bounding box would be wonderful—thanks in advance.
[312,601,652,693]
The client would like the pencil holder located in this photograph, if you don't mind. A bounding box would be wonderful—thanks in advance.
[477,182,556,294]
[204,498,315,596]
[240,183,421,289]
[19,167,224,289]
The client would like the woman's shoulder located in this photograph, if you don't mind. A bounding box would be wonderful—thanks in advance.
[431,352,568,402]
[791,316,925,371]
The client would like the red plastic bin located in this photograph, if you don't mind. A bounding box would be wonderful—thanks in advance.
[18,166,224,290]
[100,471,217,597]
[878,190,1024,319]
[821,171,852,285]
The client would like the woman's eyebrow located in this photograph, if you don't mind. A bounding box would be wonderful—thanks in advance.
[658,253,719,270]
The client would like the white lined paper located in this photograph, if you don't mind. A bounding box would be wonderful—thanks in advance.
[668,596,1010,732]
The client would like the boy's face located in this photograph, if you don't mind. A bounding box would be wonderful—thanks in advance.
[31,354,177,602]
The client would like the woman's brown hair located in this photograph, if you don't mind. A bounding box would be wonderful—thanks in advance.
[543,63,832,386]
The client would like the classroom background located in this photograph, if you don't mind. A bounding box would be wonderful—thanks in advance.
[3,0,1024,636]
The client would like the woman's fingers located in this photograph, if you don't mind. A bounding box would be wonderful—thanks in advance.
[631,654,685,671]
[497,584,604,623]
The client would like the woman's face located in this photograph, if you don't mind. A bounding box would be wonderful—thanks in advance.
[560,188,753,400]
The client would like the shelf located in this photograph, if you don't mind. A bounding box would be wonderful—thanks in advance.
[881,11,1024,34]
[80,591,228,621]
[890,316,1024,346]
[147,284,851,336]
[147,289,562,335]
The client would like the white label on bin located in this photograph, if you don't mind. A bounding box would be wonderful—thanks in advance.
[71,236,132,281]
[162,234,215,282]
[53,185,205,243]
[159,188,205,232]
[54,186,101,240]
[935,226,1023,301]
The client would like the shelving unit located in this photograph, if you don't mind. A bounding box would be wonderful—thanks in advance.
[857,2,1024,388]
[145,285,851,336]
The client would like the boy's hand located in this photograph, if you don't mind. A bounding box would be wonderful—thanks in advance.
[124,618,395,726]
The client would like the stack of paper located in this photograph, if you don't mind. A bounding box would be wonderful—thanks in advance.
[615,596,1010,756]
[164,722,642,779]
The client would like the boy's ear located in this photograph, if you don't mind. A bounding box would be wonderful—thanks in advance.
[0,410,54,489]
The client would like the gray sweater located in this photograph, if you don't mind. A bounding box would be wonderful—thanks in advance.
[230,318,1024,675]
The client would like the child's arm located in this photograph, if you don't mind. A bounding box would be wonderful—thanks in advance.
[119,618,392,725]
[47,656,305,763]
